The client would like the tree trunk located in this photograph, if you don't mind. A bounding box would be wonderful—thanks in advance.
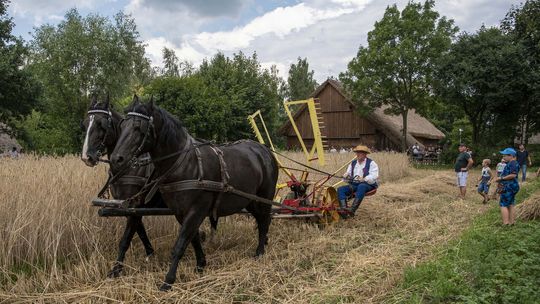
[524,115,530,145]
[401,109,408,152]
[471,123,479,146]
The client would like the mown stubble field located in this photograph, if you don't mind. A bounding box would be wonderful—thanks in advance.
[0,152,490,303]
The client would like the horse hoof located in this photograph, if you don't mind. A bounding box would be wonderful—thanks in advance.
[159,282,172,292]
[195,266,204,274]
[107,269,121,278]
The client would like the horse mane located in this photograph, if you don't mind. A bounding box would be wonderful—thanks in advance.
[155,106,188,145]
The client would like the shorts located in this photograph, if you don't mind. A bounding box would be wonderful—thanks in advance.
[456,171,468,187]
[499,191,517,207]
[477,182,489,194]
[499,182,519,207]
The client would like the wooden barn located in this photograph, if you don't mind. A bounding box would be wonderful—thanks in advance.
[279,79,445,151]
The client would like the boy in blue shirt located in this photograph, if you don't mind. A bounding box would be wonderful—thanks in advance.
[495,148,520,226]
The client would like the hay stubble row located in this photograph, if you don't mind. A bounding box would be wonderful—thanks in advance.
[0,152,489,303]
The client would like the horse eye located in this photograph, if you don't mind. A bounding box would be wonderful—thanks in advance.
[100,118,109,129]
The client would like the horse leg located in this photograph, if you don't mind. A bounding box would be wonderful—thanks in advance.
[160,213,205,291]
[191,231,207,273]
[173,215,206,273]
[134,218,155,261]
[247,203,272,257]
[108,215,139,278]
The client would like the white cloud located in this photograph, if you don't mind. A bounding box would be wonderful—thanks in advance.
[193,3,363,52]
[144,37,206,67]
[10,0,106,26]
[261,61,288,80]
[12,0,522,84]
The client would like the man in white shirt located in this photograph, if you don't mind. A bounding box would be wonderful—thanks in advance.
[337,144,379,217]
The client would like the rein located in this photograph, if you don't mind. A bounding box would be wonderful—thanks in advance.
[271,149,340,178]
[98,110,211,203]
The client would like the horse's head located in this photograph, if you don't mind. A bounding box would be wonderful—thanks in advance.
[81,95,114,167]
[110,95,157,171]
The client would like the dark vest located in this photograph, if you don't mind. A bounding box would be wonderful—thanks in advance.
[350,158,378,187]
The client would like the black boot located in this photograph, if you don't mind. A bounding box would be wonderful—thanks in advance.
[348,198,362,216]
[338,199,349,219]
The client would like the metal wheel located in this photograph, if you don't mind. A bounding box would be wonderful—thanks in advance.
[318,186,340,227]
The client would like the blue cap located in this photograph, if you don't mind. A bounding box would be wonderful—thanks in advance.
[499,147,516,156]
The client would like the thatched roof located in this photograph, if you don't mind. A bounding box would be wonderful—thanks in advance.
[0,123,21,153]
[280,79,445,148]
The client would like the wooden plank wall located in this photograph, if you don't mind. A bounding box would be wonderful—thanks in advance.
[285,85,376,139]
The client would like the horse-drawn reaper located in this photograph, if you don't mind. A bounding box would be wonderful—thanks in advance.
[85,95,376,290]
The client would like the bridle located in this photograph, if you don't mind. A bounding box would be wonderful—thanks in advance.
[97,109,214,202]
[87,109,115,159]
[118,111,156,168]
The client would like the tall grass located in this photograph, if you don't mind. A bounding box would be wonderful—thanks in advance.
[0,152,488,303]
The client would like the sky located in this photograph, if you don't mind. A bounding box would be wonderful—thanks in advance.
[8,0,522,82]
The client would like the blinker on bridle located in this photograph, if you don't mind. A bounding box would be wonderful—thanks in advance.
[87,109,113,158]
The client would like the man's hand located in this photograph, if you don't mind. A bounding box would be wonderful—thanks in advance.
[354,175,364,182]
[343,173,350,179]
[461,167,468,171]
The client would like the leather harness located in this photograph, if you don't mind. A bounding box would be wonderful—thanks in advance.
[99,111,306,216]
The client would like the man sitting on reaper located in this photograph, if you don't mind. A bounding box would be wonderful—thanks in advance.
[337,145,379,217]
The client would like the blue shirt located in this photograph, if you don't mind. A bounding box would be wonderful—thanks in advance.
[516,150,529,166]
[501,160,520,193]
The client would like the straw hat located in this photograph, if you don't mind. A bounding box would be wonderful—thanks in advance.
[353,144,371,154]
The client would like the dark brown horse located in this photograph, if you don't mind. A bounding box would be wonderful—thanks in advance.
[110,97,278,291]
[81,96,166,277]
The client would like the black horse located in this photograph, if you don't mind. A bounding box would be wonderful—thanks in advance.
[81,95,166,277]
[110,98,278,291]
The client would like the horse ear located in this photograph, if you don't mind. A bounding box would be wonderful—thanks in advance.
[132,94,140,106]
[90,95,97,107]
[104,93,110,109]
[149,95,155,113]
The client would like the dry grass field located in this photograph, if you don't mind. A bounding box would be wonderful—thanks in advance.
[0,152,490,303]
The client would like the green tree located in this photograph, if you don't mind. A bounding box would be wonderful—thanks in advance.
[340,0,457,151]
[286,57,317,101]
[197,52,282,141]
[146,52,284,143]
[435,27,525,146]
[502,0,540,144]
[162,47,180,77]
[25,9,152,153]
[0,0,40,127]
[145,76,231,140]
